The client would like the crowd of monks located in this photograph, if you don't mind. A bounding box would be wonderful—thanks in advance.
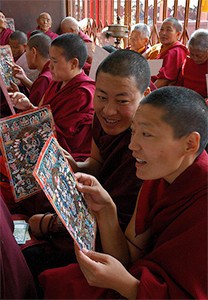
[0,9,207,300]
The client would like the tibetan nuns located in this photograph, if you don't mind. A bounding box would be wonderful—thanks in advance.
[0,33,95,216]
[0,72,94,215]
[0,195,37,299]
[38,151,208,300]
[151,41,188,84]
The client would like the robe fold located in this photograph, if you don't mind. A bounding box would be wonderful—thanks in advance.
[39,151,207,299]
[0,196,37,299]
[0,28,13,45]
[150,42,188,83]
[93,114,143,231]
[29,61,52,106]
[175,56,208,98]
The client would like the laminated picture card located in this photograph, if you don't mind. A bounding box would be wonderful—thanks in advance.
[33,135,97,250]
[0,105,55,201]
[0,45,19,87]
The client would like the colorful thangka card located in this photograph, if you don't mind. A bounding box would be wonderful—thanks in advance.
[0,105,55,202]
[33,135,97,250]
[0,45,18,87]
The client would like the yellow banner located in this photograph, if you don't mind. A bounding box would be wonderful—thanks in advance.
[202,0,208,12]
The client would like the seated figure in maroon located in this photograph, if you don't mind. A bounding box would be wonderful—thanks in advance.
[0,11,13,45]
[175,29,208,99]
[27,12,58,40]
[10,32,52,106]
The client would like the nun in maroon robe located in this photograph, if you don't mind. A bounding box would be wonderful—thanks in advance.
[0,195,37,299]
[93,114,142,231]
[38,150,207,299]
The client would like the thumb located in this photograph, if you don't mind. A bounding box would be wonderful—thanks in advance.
[10,80,18,88]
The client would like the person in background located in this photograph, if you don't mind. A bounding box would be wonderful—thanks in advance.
[175,28,208,99]
[60,16,92,43]
[10,32,52,106]
[0,10,13,45]
[145,17,188,88]
[27,12,58,40]
[128,23,151,55]
[0,195,37,299]
[39,86,207,300]
[9,30,27,62]
[60,16,94,75]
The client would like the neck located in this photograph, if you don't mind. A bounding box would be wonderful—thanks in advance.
[37,58,50,72]
[61,69,82,88]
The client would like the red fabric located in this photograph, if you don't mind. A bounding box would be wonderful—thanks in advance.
[0,28,13,45]
[132,150,208,299]
[39,151,207,299]
[83,61,91,76]
[27,28,58,40]
[79,30,92,43]
[39,263,107,299]
[43,71,95,161]
[175,56,208,98]
[151,41,188,83]
[29,61,52,106]
[93,114,142,231]
[0,195,37,299]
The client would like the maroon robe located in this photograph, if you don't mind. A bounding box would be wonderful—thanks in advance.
[39,151,207,299]
[175,56,208,98]
[79,30,92,43]
[151,41,188,83]
[93,114,142,231]
[0,195,37,299]
[0,28,13,45]
[29,61,52,106]
[78,30,93,75]
[27,28,58,40]
[42,70,95,161]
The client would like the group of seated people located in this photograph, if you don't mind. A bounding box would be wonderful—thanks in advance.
[0,9,207,300]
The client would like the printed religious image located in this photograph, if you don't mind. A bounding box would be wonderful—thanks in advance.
[33,135,97,251]
[0,105,55,201]
[0,45,19,87]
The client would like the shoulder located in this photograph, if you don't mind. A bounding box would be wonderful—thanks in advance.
[79,30,92,43]
[171,41,188,54]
